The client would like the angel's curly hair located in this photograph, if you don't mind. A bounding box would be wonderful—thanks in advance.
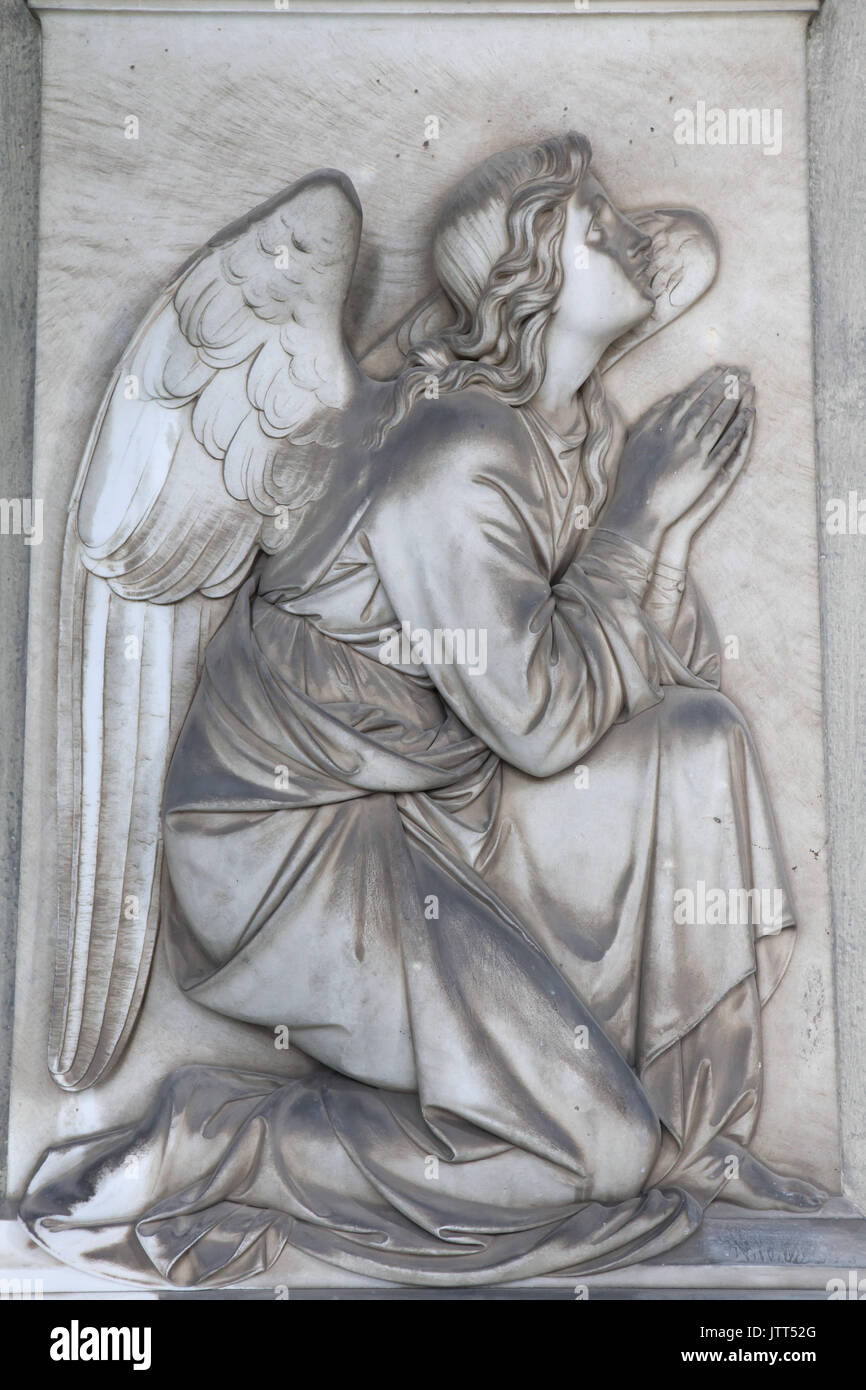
[369,130,614,521]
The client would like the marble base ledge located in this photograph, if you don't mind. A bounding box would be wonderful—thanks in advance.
[2,1203,865,1300]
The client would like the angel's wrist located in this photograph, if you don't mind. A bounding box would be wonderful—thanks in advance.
[656,530,691,575]
[647,559,687,598]
[584,528,658,602]
[593,503,666,559]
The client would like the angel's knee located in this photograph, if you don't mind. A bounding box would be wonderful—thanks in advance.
[660,685,751,749]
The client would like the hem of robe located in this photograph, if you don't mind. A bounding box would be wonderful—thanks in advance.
[25,494,795,1289]
[20,924,788,1295]
[17,916,795,1290]
[18,1073,705,1290]
[18,1192,705,1290]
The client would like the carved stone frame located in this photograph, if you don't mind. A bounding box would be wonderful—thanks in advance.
[1,0,865,1295]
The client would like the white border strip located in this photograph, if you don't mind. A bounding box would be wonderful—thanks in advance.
[29,1,823,16]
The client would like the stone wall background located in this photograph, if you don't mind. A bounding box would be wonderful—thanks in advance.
[807,0,866,1213]
[0,0,860,1208]
[0,0,39,1208]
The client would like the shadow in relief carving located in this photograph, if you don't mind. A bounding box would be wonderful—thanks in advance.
[20,132,825,1288]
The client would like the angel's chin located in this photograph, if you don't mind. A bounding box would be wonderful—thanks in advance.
[634,283,656,312]
[617,295,655,336]
[627,297,656,333]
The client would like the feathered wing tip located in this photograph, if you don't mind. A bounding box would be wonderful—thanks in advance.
[358,208,719,381]
[51,170,366,1090]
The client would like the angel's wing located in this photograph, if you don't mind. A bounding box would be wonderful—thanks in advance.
[358,207,719,379]
[51,170,363,1090]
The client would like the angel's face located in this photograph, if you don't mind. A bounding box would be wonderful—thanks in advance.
[555,172,654,350]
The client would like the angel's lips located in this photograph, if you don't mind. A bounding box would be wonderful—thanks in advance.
[633,255,654,290]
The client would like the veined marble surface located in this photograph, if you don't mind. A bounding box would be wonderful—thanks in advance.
[9,1,838,1238]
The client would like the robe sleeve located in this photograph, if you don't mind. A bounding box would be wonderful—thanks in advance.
[588,529,722,690]
[368,400,716,777]
[662,574,722,687]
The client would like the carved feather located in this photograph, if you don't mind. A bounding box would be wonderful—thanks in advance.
[51,169,364,1089]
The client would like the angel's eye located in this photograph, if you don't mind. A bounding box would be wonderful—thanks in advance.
[587,198,613,244]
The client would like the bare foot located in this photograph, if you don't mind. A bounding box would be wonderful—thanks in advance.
[720,1146,827,1212]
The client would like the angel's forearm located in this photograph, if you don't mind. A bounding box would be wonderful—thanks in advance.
[582,526,660,605]
[583,527,688,641]
[642,556,688,640]
[655,528,691,575]
[591,498,668,572]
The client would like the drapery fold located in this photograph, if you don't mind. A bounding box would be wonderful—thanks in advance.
[22,391,795,1287]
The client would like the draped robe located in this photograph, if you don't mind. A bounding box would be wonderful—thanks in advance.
[21,388,795,1287]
